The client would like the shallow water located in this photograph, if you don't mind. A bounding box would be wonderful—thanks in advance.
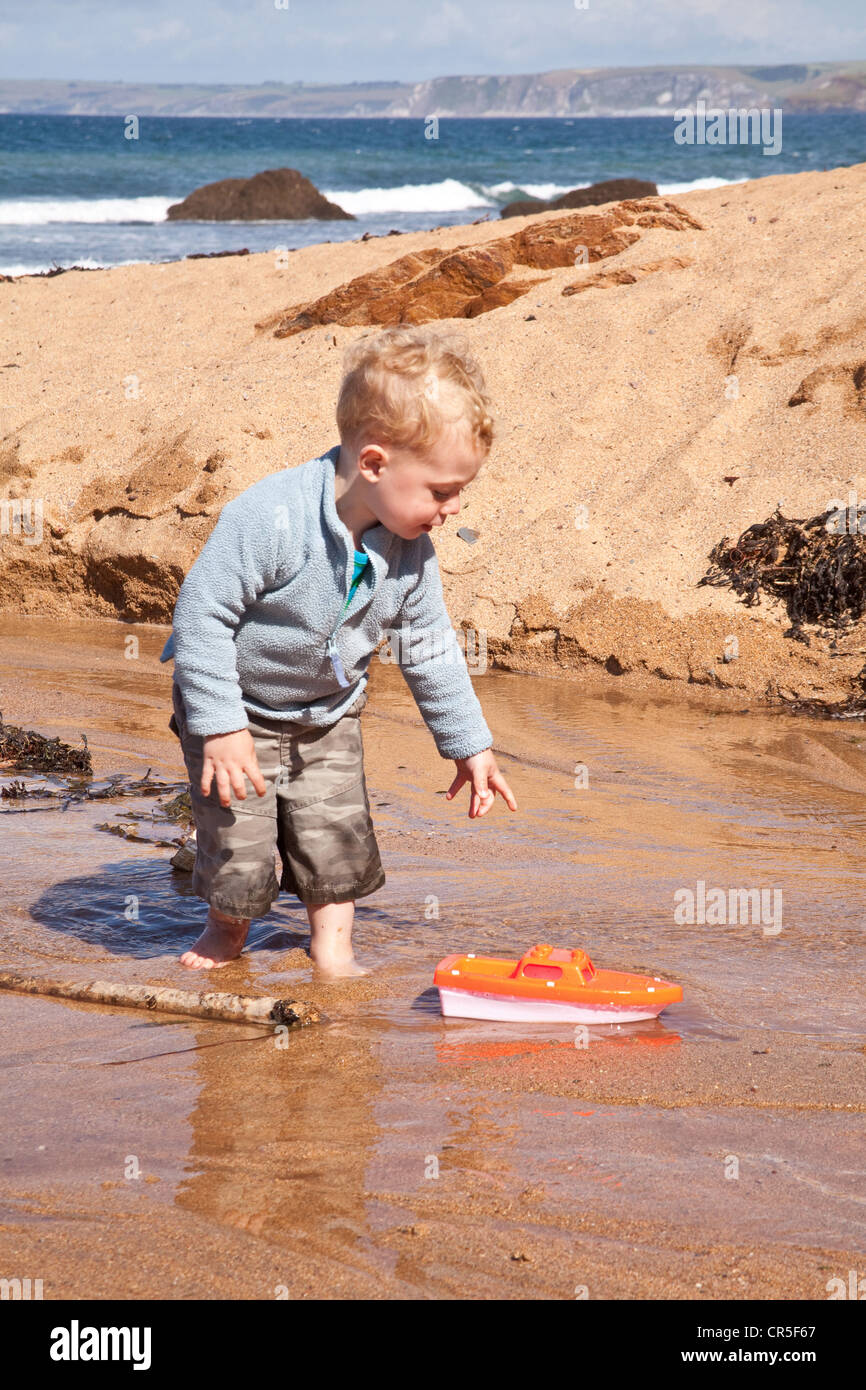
[1,615,864,1296]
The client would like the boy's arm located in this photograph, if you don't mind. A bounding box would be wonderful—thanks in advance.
[394,535,493,761]
[169,489,286,737]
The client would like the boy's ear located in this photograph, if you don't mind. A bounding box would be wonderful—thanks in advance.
[357,444,388,481]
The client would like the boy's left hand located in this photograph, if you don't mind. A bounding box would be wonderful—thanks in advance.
[445,748,517,819]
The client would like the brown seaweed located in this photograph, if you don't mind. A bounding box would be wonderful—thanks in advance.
[161,790,193,825]
[0,711,93,775]
[96,821,182,847]
[699,506,866,644]
[0,728,189,820]
[700,508,866,717]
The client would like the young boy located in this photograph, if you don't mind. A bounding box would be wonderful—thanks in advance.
[163,323,516,976]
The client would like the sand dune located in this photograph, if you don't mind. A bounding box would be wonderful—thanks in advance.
[2,161,866,707]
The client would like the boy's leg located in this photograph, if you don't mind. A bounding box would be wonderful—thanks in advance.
[277,686,383,975]
[170,678,282,968]
[305,899,368,977]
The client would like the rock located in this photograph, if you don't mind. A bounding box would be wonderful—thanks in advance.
[170,833,197,872]
[562,253,693,298]
[257,197,703,337]
[501,177,658,219]
[166,168,354,222]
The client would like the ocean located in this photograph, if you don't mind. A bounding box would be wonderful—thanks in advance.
[1,111,864,276]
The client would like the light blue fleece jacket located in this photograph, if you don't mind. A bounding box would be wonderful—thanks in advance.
[159,444,493,761]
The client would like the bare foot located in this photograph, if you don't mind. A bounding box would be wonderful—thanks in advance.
[180,908,251,969]
[310,951,370,979]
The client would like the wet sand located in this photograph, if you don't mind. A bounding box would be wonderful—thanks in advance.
[1,615,864,1299]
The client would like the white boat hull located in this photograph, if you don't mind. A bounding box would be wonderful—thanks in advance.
[437,986,667,1024]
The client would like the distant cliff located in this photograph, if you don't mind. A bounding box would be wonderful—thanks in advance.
[2,62,866,117]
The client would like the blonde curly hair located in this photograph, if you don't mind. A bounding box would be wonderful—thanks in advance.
[336,323,494,456]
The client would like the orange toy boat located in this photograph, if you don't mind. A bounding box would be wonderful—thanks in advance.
[434,943,682,1023]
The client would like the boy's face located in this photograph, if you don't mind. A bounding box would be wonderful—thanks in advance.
[356,419,487,541]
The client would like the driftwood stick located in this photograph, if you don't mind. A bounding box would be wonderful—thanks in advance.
[0,970,323,1029]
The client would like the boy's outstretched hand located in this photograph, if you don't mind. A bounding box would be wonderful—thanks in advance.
[445,748,517,819]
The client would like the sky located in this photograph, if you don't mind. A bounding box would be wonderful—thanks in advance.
[0,0,862,85]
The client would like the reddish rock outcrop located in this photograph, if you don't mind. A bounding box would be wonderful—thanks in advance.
[257,197,704,337]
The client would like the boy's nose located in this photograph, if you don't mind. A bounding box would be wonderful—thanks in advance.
[442,494,461,517]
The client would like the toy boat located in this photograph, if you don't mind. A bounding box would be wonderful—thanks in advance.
[434,943,682,1024]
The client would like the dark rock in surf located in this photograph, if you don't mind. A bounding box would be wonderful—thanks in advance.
[501,177,658,219]
[167,168,354,221]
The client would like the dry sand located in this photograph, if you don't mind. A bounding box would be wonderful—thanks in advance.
[2,162,866,707]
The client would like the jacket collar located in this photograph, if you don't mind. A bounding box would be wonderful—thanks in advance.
[319,444,395,580]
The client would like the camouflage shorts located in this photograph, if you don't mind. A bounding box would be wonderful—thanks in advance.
[169,679,385,915]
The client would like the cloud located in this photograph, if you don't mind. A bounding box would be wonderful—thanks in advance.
[1,0,863,83]
[132,18,192,47]
[417,2,474,48]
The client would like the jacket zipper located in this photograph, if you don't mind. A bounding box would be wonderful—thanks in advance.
[325,550,372,687]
